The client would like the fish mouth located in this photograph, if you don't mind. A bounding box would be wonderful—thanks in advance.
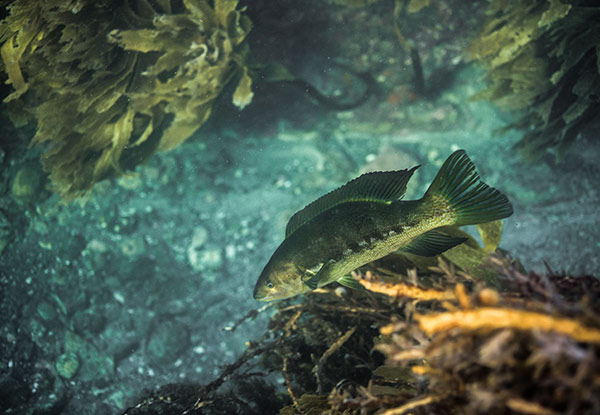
[253,292,267,301]
[254,292,277,302]
[253,290,287,302]
[253,287,273,301]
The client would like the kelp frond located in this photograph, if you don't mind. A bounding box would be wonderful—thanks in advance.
[468,0,600,159]
[0,0,253,199]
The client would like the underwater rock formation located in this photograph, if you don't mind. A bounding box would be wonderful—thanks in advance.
[468,0,600,159]
[0,0,253,199]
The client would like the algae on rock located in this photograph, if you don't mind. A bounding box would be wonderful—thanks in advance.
[468,0,600,159]
[0,0,253,199]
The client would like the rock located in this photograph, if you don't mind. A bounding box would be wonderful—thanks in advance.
[200,247,223,269]
[11,164,43,203]
[190,246,223,282]
[121,235,146,258]
[105,389,127,410]
[60,233,86,257]
[146,320,190,364]
[29,372,67,414]
[0,373,30,409]
[64,331,114,382]
[4,369,68,414]
[56,351,79,379]
[37,301,57,322]
[187,226,209,269]
[0,210,10,255]
[73,310,107,335]
[188,225,222,276]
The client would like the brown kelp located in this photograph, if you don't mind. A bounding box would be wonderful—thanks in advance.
[0,0,252,199]
[468,0,600,159]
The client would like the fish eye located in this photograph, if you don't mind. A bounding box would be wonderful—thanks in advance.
[266,281,274,289]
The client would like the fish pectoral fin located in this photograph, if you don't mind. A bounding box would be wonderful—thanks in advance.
[304,260,334,290]
[400,231,468,257]
[337,275,364,290]
[305,274,320,290]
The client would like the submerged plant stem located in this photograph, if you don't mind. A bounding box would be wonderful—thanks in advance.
[417,308,600,344]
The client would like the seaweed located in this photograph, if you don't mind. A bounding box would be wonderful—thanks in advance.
[278,255,600,415]
[0,0,252,199]
[468,0,600,159]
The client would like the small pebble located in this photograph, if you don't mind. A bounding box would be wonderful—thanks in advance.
[56,352,79,379]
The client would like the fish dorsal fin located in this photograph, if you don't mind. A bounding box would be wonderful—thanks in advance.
[285,166,419,238]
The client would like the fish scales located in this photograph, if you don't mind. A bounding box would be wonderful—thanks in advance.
[289,200,443,288]
[316,201,448,282]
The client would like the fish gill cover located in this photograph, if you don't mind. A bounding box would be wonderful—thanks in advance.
[0,0,253,200]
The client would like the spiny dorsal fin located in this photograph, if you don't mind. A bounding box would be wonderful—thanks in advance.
[285,166,419,238]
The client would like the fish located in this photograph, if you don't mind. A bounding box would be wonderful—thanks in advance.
[253,150,513,301]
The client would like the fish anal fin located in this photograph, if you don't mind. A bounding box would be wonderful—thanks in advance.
[286,166,419,238]
[400,230,467,257]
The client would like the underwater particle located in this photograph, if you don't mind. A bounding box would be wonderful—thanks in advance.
[146,320,190,364]
[37,301,57,322]
[11,164,43,203]
[55,352,79,379]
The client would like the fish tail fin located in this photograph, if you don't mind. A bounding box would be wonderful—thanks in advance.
[423,150,513,226]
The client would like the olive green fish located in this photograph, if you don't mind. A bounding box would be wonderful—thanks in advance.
[253,150,513,301]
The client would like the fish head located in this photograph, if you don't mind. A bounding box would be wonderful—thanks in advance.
[253,255,307,302]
